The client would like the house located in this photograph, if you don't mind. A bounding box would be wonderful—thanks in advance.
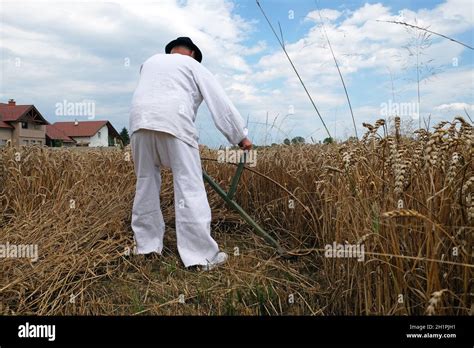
[45,124,76,147]
[51,120,122,147]
[0,99,123,147]
[0,99,49,146]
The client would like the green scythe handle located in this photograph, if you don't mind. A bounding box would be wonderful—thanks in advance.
[202,151,285,255]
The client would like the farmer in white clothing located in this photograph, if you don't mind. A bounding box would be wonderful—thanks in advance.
[129,37,252,270]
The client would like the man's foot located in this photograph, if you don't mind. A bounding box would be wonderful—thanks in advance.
[200,252,228,271]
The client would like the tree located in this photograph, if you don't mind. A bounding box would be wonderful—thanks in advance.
[283,138,291,145]
[291,136,305,144]
[120,127,130,146]
[323,137,334,144]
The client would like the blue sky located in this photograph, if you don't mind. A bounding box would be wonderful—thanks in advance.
[1,0,472,146]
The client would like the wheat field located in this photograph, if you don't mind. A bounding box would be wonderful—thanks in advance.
[0,117,472,315]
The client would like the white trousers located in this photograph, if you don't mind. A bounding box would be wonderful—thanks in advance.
[130,129,219,267]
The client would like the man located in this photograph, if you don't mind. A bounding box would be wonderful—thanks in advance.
[129,37,252,270]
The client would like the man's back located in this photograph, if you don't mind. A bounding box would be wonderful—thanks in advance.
[130,53,203,148]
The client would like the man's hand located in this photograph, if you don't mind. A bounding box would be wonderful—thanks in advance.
[238,138,252,151]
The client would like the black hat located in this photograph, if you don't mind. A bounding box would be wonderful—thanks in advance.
[165,37,202,63]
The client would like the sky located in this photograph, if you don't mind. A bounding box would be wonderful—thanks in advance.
[0,0,473,147]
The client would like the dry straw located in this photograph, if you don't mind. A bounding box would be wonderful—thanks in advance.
[0,117,472,315]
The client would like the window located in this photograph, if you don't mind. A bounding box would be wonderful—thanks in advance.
[21,122,28,129]
[33,123,41,130]
[98,131,101,138]
[0,139,6,146]
[22,139,29,145]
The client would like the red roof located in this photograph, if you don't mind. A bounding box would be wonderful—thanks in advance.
[52,121,109,137]
[0,120,13,129]
[45,125,75,142]
[0,103,33,121]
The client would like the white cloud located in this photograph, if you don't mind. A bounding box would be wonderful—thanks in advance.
[305,9,342,23]
[0,0,472,146]
[343,3,392,25]
[434,103,474,111]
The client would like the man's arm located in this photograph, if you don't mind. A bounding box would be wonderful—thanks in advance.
[193,64,251,149]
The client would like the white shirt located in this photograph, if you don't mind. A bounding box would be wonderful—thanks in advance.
[129,53,248,149]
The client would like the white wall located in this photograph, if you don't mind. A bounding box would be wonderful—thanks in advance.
[88,125,109,147]
[0,128,12,146]
[71,125,109,147]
